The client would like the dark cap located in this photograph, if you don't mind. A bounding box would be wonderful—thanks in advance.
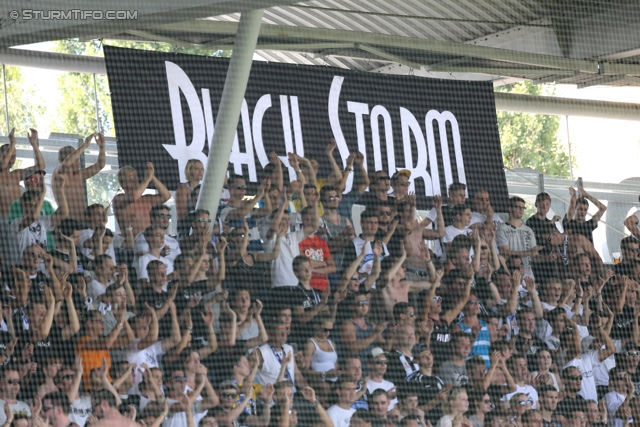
[22,169,45,182]
[412,343,430,357]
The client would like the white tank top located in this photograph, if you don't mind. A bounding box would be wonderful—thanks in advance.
[309,338,338,379]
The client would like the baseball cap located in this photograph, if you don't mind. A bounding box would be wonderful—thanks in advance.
[23,169,45,182]
[368,347,389,359]
[392,169,411,181]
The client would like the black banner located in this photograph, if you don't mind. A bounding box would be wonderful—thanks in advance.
[104,46,509,210]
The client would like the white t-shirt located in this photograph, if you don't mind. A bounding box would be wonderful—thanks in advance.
[124,339,166,395]
[87,279,108,301]
[440,225,473,259]
[11,216,52,256]
[264,228,307,288]
[593,340,620,387]
[495,222,537,277]
[327,405,355,427]
[137,254,174,281]
[0,399,31,424]
[501,384,539,409]
[133,232,181,263]
[69,395,92,427]
[565,350,600,402]
[605,391,631,427]
[470,212,504,229]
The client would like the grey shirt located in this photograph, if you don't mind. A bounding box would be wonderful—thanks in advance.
[436,361,468,387]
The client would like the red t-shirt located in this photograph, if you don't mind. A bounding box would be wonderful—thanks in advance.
[298,235,333,291]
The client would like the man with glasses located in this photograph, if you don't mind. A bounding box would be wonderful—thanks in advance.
[357,170,394,212]
[453,294,491,368]
[496,196,543,279]
[134,204,181,266]
[374,205,396,242]
[470,189,503,231]
[41,391,77,427]
[619,343,640,394]
[55,360,90,427]
[604,368,635,427]
[390,170,411,200]
[557,366,588,417]
[327,376,359,427]
[366,347,397,407]
[0,367,30,425]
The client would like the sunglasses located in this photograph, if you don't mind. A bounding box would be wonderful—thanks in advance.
[156,214,172,219]
[27,253,43,259]
[518,400,533,407]
[172,376,187,382]
[26,177,41,183]
[62,374,74,381]
[625,248,640,253]
[222,392,238,399]
[626,351,640,357]
[376,211,392,216]
[375,176,390,182]
[481,246,488,250]
[323,328,332,333]
[196,218,212,223]
[234,185,247,190]
[483,399,492,405]
[432,296,442,303]
[232,233,246,238]
[42,406,55,412]
[394,182,410,187]
[356,300,370,306]
[408,312,416,317]
[468,299,480,305]
[565,375,583,381]
[614,375,628,381]
[350,276,360,281]
[6,379,19,385]
[328,196,341,201]
[375,360,389,365]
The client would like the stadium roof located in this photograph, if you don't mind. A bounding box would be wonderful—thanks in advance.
[4,0,640,87]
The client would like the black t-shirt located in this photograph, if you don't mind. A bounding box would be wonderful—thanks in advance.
[526,215,553,243]
[430,318,451,367]
[50,248,92,275]
[612,305,635,341]
[18,324,65,364]
[385,349,418,385]
[137,287,171,339]
[271,284,321,345]
[356,192,395,212]
[0,330,13,365]
[563,218,598,244]
[556,395,587,416]
[406,371,445,423]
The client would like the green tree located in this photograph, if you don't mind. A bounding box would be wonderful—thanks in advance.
[0,65,44,135]
[496,81,572,178]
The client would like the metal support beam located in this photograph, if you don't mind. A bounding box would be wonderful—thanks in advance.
[428,66,576,76]
[493,92,640,121]
[195,9,264,224]
[356,43,423,69]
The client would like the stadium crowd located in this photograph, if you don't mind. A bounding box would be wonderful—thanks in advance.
[0,129,639,427]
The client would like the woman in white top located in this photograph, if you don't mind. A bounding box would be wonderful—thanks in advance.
[509,393,533,427]
[304,315,339,404]
[436,387,473,427]
[533,349,562,392]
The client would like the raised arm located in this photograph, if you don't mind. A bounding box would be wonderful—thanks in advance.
[566,187,577,222]
[422,195,446,240]
[0,128,15,170]
[579,187,607,223]
[57,134,91,175]
[352,151,369,193]
[442,276,472,324]
[60,281,80,340]
[32,287,56,342]
[50,174,69,228]
[496,270,521,317]
[82,133,107,179]
[112,162,155,210]
[323,140,343,187]
[138,303,160,350]
[268,151,284,192]
[28,129,46,171]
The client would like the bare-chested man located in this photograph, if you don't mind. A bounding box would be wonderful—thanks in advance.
[112,162,170,237]
[53,133,106,221]
[90,389,139,427]
[0,128,45,219]
[0,128,45,262]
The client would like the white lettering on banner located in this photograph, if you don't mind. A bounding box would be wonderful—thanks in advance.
[425,110,467,197]
[164,61,208,181]
[162,62,466,197]
[371,105,396,176]
[400,107,431,195]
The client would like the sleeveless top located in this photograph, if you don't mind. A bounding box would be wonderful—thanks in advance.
[350,319,376,371]
[309,338,338,380]
[256,343,295,386]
